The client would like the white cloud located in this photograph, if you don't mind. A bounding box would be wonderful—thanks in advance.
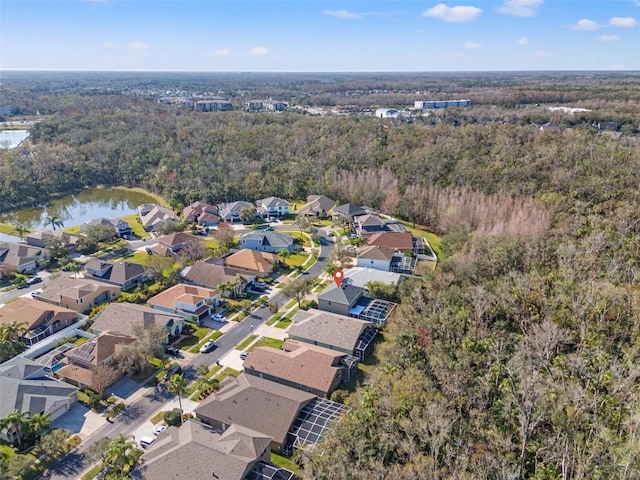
[598,34,620,41]
[322,10,361,20]
[534,50,551,56]
[422,4,482,23]
[517,36,528,45]
[101,41,114,48]
[249,46,269,56]
[609,16,637,27]
[204,48,232,57]
[573,19,598,30]
[498,0,543,17]
[464,41,481,49]
[127,41,149,50]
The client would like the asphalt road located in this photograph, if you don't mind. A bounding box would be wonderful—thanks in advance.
[39,227,334,480]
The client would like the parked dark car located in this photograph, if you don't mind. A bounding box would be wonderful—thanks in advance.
[27,277,42,285]
[164,345,179,356]
[163,364,182,382]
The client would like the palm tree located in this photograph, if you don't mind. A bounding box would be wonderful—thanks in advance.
[167,373,188,426]
[28,412,51,442]
[12,225,30,241]
[0,321,28,342]
[277,248,291,268]
[217,282,232,299]
[102,433,143,477]
[44,215,64,231]
[0,410,31,448]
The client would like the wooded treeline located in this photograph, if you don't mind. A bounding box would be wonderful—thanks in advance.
[2,74,640,478]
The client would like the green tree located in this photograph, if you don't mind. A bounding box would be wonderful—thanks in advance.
[36,428,71,460]
[12,225,30,241]
[86,223,116,243]
[114,324,166,374]
[281,275,317,308]
[277,248,291,267]
[239,207,257,223]
[196,364,209,380]
[44,215,64,230]
[167,373,188,426]
[101,434,143,479]
[0,410,31,448]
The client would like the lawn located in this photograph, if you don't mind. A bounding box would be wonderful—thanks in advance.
[118,213,148,238]
[186,365,222,397]
[174,324,213,351]
[289,231,312,247]
[188,330,223,354]
[274,318,292,329]
[0,223,20,237]
[397,220,442,258]
[271,452,302,477]
[120,249,150,264]
[236,335,258,350]
[251,337,284,351]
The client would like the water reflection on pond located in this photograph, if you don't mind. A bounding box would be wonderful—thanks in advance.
[0,188,159,230]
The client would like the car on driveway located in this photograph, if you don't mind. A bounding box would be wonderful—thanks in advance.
[212,313,225,322]
[153,424,167,436]
[240,350,249,360]
[140,436,156,449]
[164,345,179,356]
[200,340,216,353]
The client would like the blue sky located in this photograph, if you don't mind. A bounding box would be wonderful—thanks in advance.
[1,0,639,71]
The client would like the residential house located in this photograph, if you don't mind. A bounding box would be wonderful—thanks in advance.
[90,302,184,339]
[239,231,295,253]
[356,245,396,271]
[297,195,336,217]
[184,258,256,295]
[80,217,132,238]
[137,204,179,232]
[218,201,255,223]
[332,203,367,219]
[0,298,79,346]
[243,339,358,397]
[151,232,200,256]
[147,283,219,324]
[0,357,78,443]
[343,266,404,289]
[195,98,233,111]
[132,421,291,480]
[0,242,45,273]
[25,230,84,251]
[366,231,415,252]
[56,331,135,392]
[354,214,387,236]
[35,277,121,314]
[255,197,290,219]
[223,249,278,277]
[84,260,148,291]
[183,201,220,227]
[287,308,377,361]
[317,282,397,326]
[194,374,315,453]
[245,100,288,112]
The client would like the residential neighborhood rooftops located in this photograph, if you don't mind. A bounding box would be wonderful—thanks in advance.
[297,195,336,216]
[366,232,414,250]
[343,267,404,288]
[317,283,366,307]
[0,298,78,331]
[84,259,146,287]
[137,203,178,231]
[357,245,396,261]
[147,283,217,310]
[332,203,367,217]
[224,249,278,275]
[90,302,181,337]
[244,339,343,396]
[0,242,45,271]
[194,374,315,448]
[185,259,255,289]
[239,231,294,251]
[257,197,289,209]
[135,421,273,480]
[36,277,121,305]
[288,308,372,353]
[0,356,78,420]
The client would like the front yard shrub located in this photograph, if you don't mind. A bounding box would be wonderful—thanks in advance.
[164,408,182,427]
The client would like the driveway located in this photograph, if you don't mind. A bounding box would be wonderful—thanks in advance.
[51,403,107,440]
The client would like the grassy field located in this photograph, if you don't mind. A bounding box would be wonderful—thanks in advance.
[188,330,223,354]
[271,452,302,477]
[397,220,442,258]
[118,213,148,238]
[0,223,20,237]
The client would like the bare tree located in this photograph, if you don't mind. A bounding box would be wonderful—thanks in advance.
[91,364,120,398]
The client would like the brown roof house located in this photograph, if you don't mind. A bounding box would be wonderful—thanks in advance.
[137,203,179,232]
[297,195,336,217]
[0,357,78,444]
[151,232,201,257]
[287,308,378,361]
[132,421,286,480]
[366,232,414,251]
[184,258,255,297]
[35,277,121,314]
[195,374,315,453]
[224,249,278,276]
[147,283,219,324]
[90,302,184,339]
[317,281,397,326]
[56,331,135,392]
[84,260,148,291]
[0,298,79,346]
[183,201,220,227]
[0,242,45,273]
[243,339,358,397]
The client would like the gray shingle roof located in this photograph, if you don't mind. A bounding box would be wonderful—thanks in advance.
[317,284,365,307]
[84,260,146,286]
[287,308,372,353]
[0,357,78,419]
[90,302,179,336]
[240,231,293,249]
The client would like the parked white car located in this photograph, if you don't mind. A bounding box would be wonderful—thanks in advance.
[212,313,225,322]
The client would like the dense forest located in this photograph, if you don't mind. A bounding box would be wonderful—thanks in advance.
[2,72,640,478]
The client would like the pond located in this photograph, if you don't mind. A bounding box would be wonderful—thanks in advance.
[0,130,30,149]
[0,188,161,232]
